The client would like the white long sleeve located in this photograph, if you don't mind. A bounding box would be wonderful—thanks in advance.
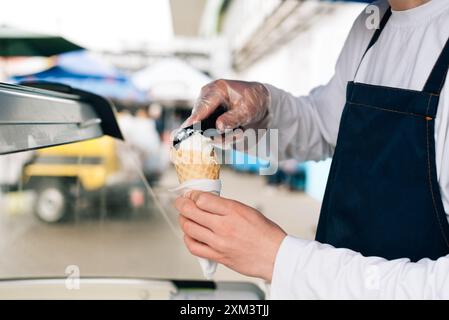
[271,236,449,299]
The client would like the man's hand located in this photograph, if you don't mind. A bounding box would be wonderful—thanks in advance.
[184,79,270,132]
[174,190,287,281]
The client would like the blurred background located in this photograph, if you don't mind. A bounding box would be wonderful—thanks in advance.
[0,0,369,296]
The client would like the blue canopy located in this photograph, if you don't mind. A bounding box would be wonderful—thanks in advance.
[11,50,147,103]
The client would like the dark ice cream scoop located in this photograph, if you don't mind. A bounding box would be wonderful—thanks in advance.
[173,105,227,148]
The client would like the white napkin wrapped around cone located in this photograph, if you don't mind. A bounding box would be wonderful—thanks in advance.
[170,132,221,279]
[170,179,221,279]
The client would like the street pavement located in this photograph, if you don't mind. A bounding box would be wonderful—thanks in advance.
[0,167,320,289]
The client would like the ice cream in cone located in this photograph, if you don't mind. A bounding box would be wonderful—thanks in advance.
[171,132,220,183]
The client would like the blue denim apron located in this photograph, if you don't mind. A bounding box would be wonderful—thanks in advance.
[316,8,449,262]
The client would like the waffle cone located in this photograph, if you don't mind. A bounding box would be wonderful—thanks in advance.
[171,148,220,183]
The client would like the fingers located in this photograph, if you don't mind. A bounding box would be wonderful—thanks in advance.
[174,197,219,230]
[184,79,269,131]
[183,234,222,261]
[185,190,233,216]
[178,215,217,247]
[216,108,246,131]
[185,82,227,126]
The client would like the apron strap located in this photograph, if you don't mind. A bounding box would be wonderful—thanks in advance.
[353,7,392,80]
[423,37,449,95]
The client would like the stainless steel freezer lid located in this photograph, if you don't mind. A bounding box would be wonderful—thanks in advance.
[0,81,123,155]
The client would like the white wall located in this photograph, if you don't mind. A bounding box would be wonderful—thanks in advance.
[221,0,281,51]
[237,3,364,94]
[224,2,365,200]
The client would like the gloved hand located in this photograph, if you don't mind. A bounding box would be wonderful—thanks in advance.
[184,79,270,132]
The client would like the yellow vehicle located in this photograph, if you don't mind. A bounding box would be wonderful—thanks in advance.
[25,136,118,190]
[23,136,146,223]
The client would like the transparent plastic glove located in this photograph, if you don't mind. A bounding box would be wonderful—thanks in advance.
[184,79,270,132]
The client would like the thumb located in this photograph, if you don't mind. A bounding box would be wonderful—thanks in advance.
[184,91,225,127]
[216,108,246,131]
